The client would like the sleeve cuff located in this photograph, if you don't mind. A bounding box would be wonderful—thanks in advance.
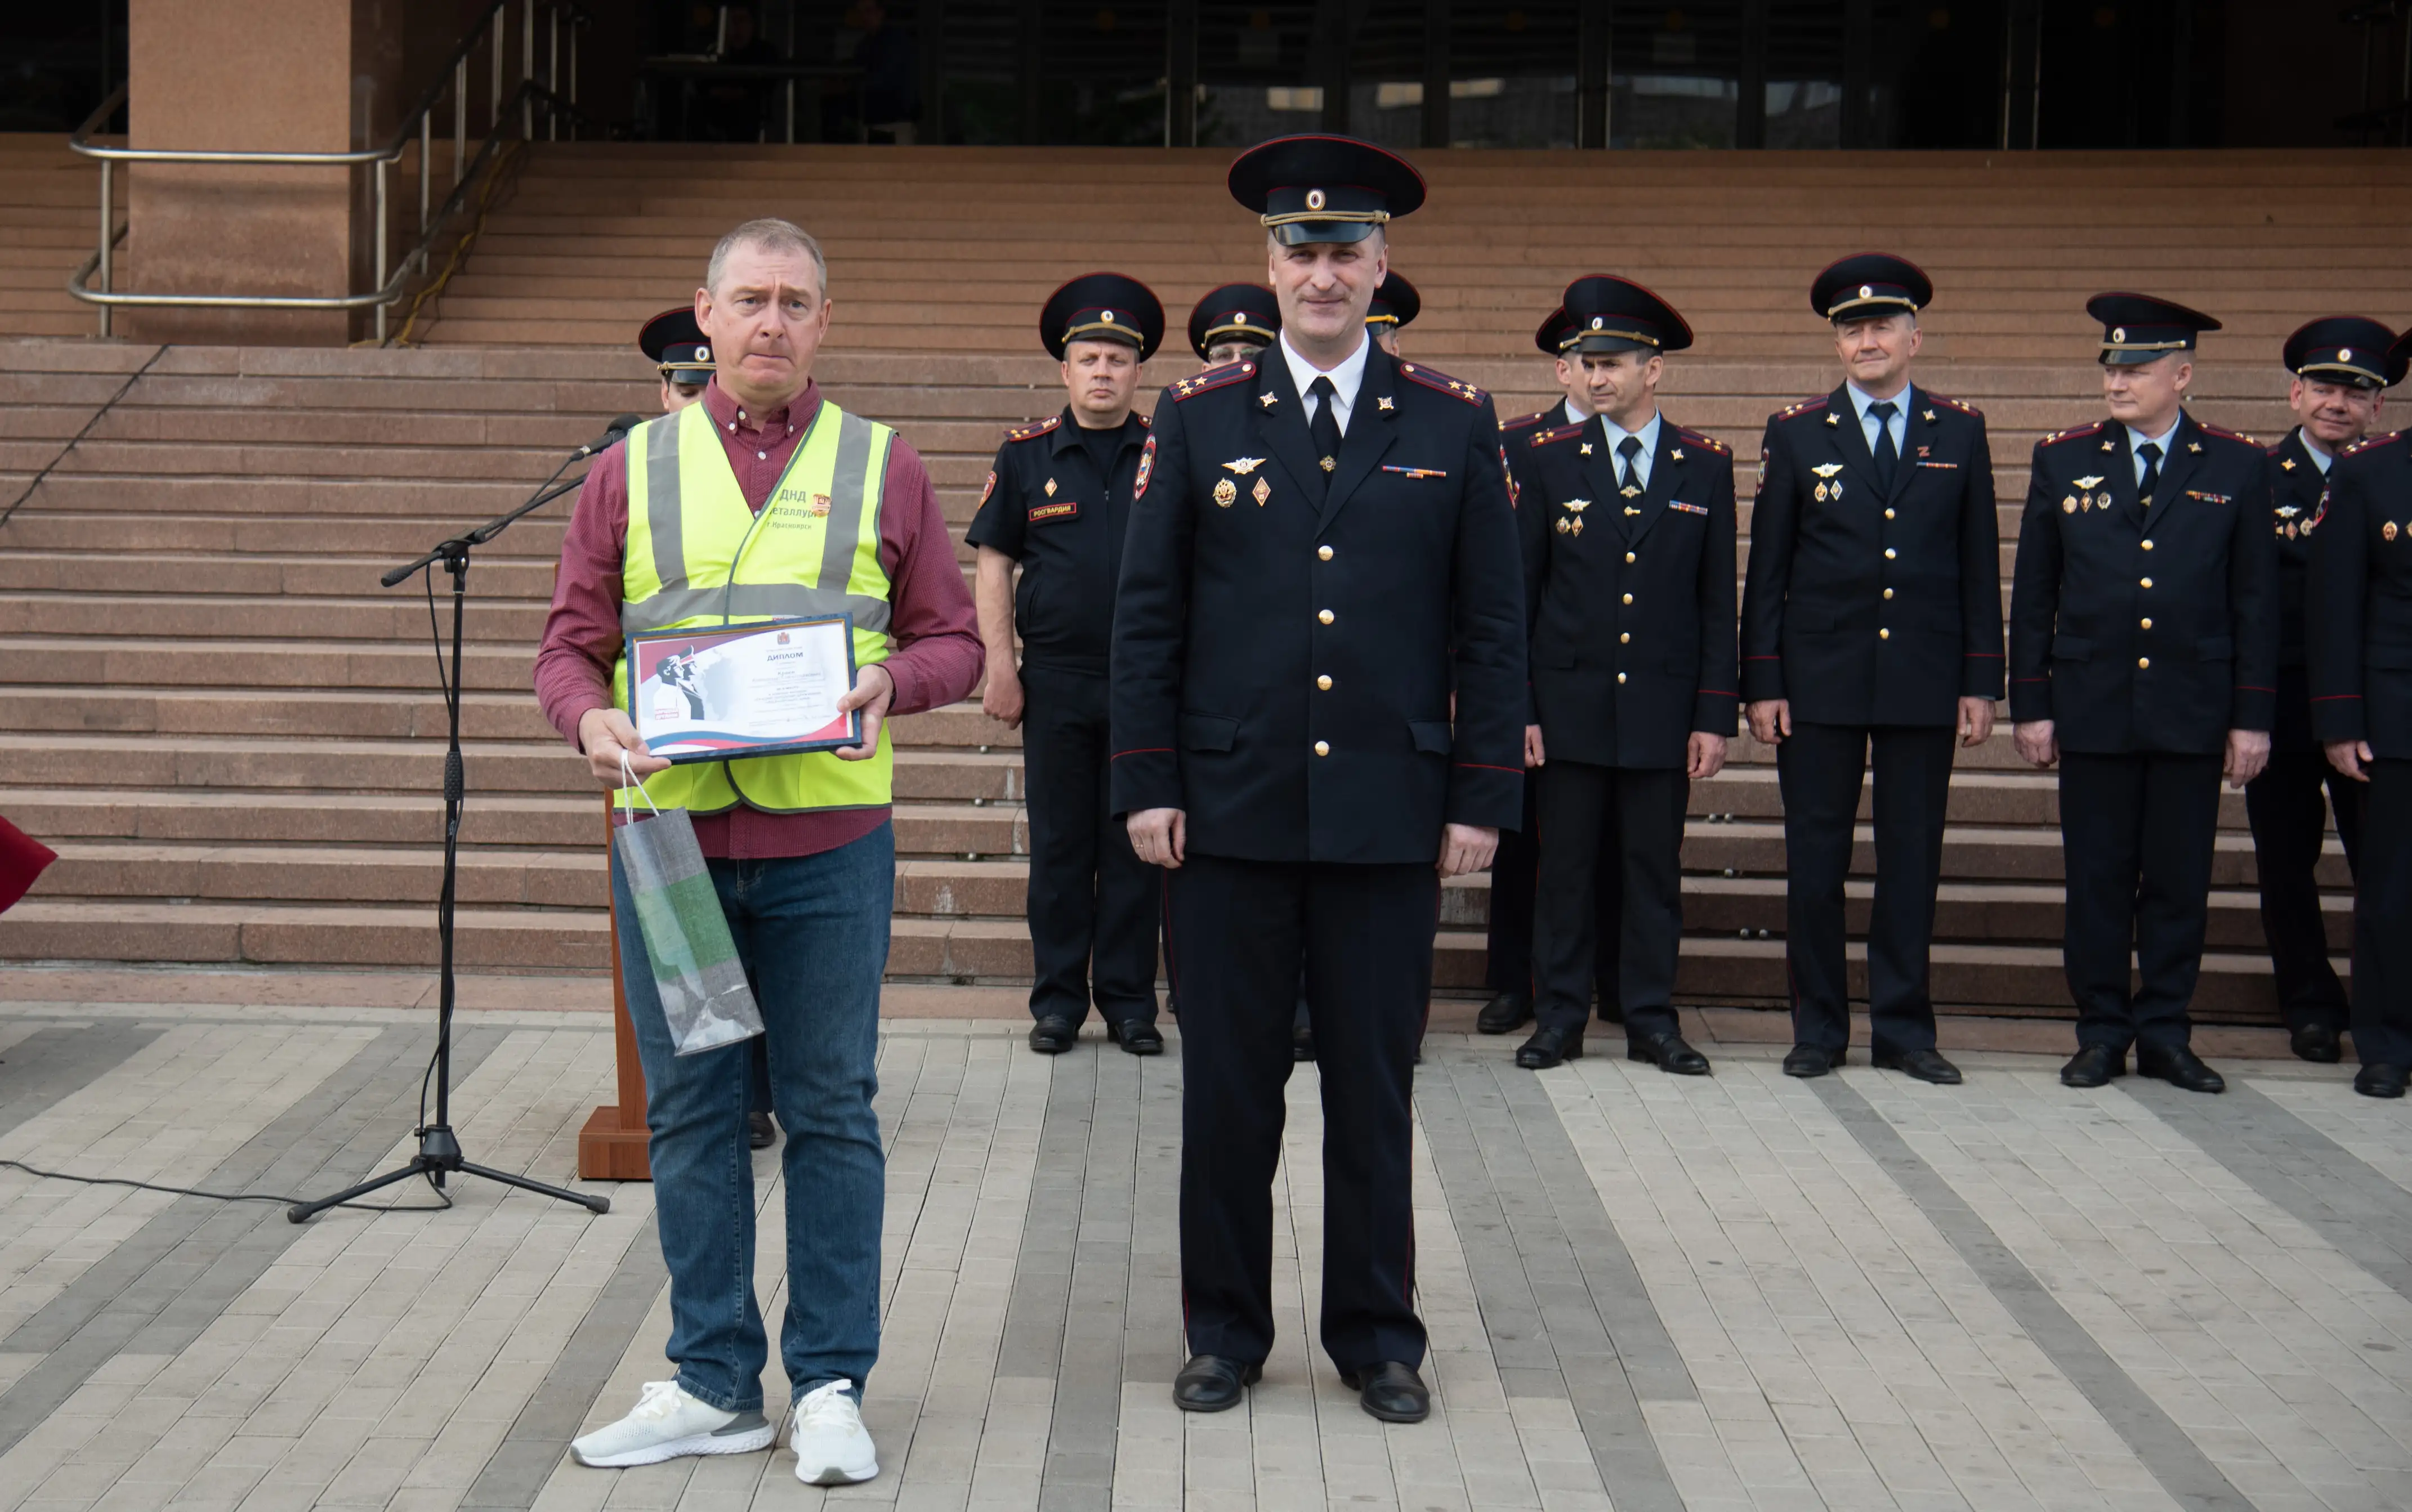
[2230,687,2276,735]
[1692,689,1740,734]
[2311,695,2366,745]
[1108,749,1182,819]
[1740,657,1785,703]
[1444,764,1524,832]
[2008,677,2051,724]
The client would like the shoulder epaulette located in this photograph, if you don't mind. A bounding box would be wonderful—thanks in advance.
[1396,361,1486,405]
[1531,422,1587,447]
[2196,421,2259,447]
[1776,395,1829,421]
[2038,420,2108,447]
[1500,409,1551,433]
[1003,414,1061,444]
[1924,392,1982,419]
[2342,430,2404,458]
[1165,359,1258,402]
[1674,426,1731,457]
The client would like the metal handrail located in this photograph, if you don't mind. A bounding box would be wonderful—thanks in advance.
[64,0,588,342]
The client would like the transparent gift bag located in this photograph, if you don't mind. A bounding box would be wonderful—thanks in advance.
[614,756,765,1056]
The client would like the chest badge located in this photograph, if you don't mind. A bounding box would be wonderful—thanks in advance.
[1620,484,1642,499]
[2063,496,2078,513]
[1044,477,1057,498]
[2388,521,2401,542]
[1213,478,1238,508]
[1222,457,1265,475]
[1564,498,1591,513]
[809,493,832,516]
[2277,503,2301,518]
[1252,477,1271,507]
[1813,463,1844,478]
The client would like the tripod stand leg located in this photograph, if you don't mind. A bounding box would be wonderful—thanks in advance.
[285,1158,435,1224]
[458,1161,613,1214]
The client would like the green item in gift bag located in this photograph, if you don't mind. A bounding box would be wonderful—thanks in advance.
[615,759,764,1056]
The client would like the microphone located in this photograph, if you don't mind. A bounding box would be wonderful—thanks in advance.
[574,414,645,458]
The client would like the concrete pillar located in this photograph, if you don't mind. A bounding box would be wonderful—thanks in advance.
[124,0,412,344]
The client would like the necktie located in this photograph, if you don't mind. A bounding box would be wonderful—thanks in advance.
[1868,400,1899,490]
[1307,376,1342,497]
[1617,435,1645,496]
[2137,441,2163,512]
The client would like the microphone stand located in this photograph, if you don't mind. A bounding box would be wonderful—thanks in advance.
[290,453,617,1223]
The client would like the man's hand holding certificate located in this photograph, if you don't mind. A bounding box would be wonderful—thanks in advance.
[579,616,892,788]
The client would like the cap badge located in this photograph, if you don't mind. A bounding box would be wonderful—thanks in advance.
[1860,284,1873,298]
[2340,347,2353,362]
[1305,188,1327,211]
[1213,477,1238,508]
[2112,326,2127,342]
[1101,311,1115,323]
[1592,316,1605,329]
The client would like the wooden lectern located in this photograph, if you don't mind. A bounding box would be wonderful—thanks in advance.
[578,792,652,1179]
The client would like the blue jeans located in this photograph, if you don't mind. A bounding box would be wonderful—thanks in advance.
[613,822,894,1412]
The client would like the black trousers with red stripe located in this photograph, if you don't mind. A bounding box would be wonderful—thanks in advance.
[1167,851,1432,1375]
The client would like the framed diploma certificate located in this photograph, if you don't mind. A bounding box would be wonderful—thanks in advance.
[628,616,863,763]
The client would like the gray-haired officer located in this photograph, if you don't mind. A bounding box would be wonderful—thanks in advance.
[970,274,1168,1058]
[1743,254,2002,1085]
[641,307,716,411]
[2250,317,2398,1062]
[1190,283,1280,368]
[1516,276,1737,1075]
[1480,306,1622,1040]
[1114,135,1523,1426]
[2307,327,2412,1099]
[1366,272,1418,357]
[2009,293,2279,1094]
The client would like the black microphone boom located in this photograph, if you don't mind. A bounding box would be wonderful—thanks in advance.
[378,415,637,587]
[575,414,645,458]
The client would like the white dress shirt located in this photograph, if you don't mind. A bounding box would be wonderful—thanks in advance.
[1598,409,1664,492]
[2301,430,2336,475]
[1846,381,1911,459]
[1280,330,1369,437]
[1562,396,1587,427]
[2126,417,2184,486]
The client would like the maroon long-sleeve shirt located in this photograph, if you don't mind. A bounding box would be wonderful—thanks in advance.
[535,377,981,858]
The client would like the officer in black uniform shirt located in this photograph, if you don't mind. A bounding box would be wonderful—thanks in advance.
[1515,276,1737,1075]
[640,306,717,410]
[1366,272,1418,357]
[2009,293,2279,1094]
[1480,305,1621,1039]
[2307,326,2412,1099]
[1113,136,1523,1426]
[2250,317,2398,1063]
[1742,254,2003,1085]
[970,274,1168,1058]
[1190,283,1280,368]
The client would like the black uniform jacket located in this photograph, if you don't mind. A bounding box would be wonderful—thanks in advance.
[2308,430,2412,759]
[1742,386,2003,726]
[1520,413,1739,768]
[2008,413,2280,754]
[2266,427,2330,750]
[1109,347,1527,865]
[964,407,1147,676]
[1498,404,1562,512]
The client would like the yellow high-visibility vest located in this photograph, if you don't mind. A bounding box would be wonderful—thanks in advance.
[611,396,895,815]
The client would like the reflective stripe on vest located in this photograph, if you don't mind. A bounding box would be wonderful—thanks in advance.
[611,397,896,816]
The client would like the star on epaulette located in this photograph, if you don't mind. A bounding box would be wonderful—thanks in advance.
[1004,414,1062,444]
[1397,361,1486,406]
[1531,423,1586,447]
[1168,361,1257,404]
[1926,393,1982,419]
[1778,396,1828,420]
[1676,428,1730,456]
[1501,409,1552,433]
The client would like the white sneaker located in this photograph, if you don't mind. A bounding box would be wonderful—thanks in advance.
[571,1380,775,1468]
[787,1379,879,1485]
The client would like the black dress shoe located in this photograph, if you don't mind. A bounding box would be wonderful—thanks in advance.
[2136,1043,2225,1094]
[1029,1015,1078,1054]
[1172,1354,1260,1412]
[1341,1361,1430,1423]
[2355,1063,2408,1099]
[2291,1023,2343,1064]
[2060,1044,2124,1088]
[747,1111,776,1149]
[1629,1031,1710,1076]
[1782,1044,1844,1078]
[1110,1019,1164,1056]
[1292,1022,1316,1061]
[1515,1023,1583,1070]
[1476,991,1533,1035]
[1873,1048,1963,1085]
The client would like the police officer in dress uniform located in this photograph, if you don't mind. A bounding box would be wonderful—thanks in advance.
[1190,283,1280,368]
[2010,294,2279,1093]
[2308,326,2412,1099]
[641,306,785,1150]
[1515,276,1737,1073]
[1480,306,1626,1038]
[1743,255,2003,1085]
[1366,272,1418,357]
[1114,136,1524,1425]
[2250,317,2398,1063]
[970,274,1168,1057]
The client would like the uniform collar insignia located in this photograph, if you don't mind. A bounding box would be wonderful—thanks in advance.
[1259,392,1278,408]
[1812,463,1844,478]
[1671,447,1686,460]
[1826,412,1841,426]
[1222,457,1266,475]
[2102,440,2115,451]
[2281,458,2297,471]
[1922,409,1937,422]
[2187,441,2203,453]
[1377,395,1395,412]
[1579,442,1593,455]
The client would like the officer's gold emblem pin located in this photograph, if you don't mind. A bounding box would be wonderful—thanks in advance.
[1044,478,1057,498]
[1922,410,1937,423]
[1319,457,1335,473]
[1621,485,1642,499]
[1252,478,1271,506]
[1672,448,1685,461]
[2063,496,2078,513]
[1564,499,1589,512]
[1377,396,1395,412]
[1223,457,1265,475]
[1817,483,1832,503]
[1812,464,1843,478]
[1213,478,1238,508]
[1260,393,1278,409]
[1580,443,1593,456]
[2075,476,2103,490]
[2281,458,2297,471]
